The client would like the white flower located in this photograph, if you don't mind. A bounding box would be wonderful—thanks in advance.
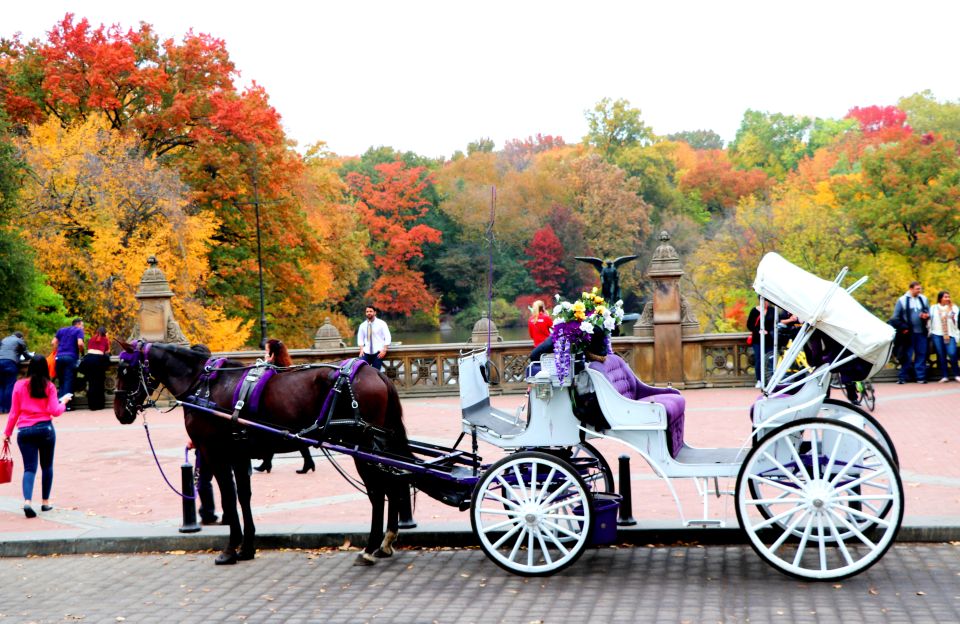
[614,307,624,319]
[562,301,572,310]
[553,304,563,315]
[615,299,624,307]
[579,321,595,334]
[603,316,616,331]
[555,293,561,301]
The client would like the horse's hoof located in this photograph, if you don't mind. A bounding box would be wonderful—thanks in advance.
[373,548,393,559]
[353,552,377,566]
[237,548,256,561]
[214,550,239,565]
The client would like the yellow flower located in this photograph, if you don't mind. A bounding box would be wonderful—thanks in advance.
[591,287,599,294]
[574,311,586,321]
[593,296,603,305]
[597,306,607,316]
[572,301,586,312]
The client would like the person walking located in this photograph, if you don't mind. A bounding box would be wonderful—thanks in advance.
[80,326,110,410]
[253,339,315,474]
[929,290,960,382]
[187,440,218,525]
[892,282,931,384]
[51,318,85,401]
[527,300,554,347]
[356,306,391,371]
[0,331,28,414]
[746,297,775,383]
[3,354,71,518]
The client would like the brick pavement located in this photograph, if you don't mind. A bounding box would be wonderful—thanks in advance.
[0,382,958,551]
[0,544,957,623]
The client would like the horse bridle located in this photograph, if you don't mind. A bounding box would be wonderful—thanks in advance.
[116,342,160,416]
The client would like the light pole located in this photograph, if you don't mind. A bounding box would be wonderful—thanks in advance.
[252,172,267,350]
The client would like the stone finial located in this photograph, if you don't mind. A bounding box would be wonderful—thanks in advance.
[469,312,503,343]
[132,256,189,346]
[314,317,346,349]
[647,230,682,277]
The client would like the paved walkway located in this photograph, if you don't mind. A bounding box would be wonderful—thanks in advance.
[0,382,958,553]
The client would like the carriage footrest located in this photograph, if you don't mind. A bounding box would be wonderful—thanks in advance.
[684,519,725,528]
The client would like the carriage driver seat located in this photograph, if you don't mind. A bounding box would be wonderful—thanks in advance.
[586,354,686,458]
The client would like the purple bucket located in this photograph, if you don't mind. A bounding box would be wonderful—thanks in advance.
[574,492,621,545]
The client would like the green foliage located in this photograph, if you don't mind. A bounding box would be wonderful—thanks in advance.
[454,297,519,329]
[898,90,960,142]
[467,138,495,155]
[666,129,723,150]
[584,97,653,160]
[729,110,813,178]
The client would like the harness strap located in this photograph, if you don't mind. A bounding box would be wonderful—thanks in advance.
[231,365,271,422]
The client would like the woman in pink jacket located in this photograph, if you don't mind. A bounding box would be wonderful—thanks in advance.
[3,354,71,518]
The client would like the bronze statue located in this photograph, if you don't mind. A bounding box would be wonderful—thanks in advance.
[574,255,638,304]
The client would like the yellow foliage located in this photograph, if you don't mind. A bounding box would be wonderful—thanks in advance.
[16,115,249,348]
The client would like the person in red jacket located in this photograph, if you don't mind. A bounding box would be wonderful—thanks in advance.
[528,300,554,346]
[3,354,72,518]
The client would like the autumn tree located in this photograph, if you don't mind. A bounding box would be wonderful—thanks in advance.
[346,161,442,316]
[503,134,566,171]
[523,225,567,294]
[678,149,770,213]
[584,97,653,160]
[729,110,813,178]
[899,91,960,143]
[845,105,912,143]
[15,116,247,349]
[666,129,724,150]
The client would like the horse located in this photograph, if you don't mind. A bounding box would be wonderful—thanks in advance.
[112,340,412,566]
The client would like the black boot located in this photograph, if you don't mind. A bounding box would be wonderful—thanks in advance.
[296,451,315,474]
[254,458,272,473]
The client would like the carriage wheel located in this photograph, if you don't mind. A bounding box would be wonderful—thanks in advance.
[820,399,897,466]
[471,451,592,576]
[861,383,876,412]
[569,441,615,493]
[736,418,903,581]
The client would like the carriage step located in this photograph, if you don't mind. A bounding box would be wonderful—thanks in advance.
[684,519,725,528]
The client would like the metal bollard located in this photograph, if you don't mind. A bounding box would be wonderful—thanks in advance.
[617,454,637,526]
[179,460,201,533]
[398,486,417,529]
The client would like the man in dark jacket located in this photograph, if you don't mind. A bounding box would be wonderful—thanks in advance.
[0,331,27,413]
[892,281,930,384]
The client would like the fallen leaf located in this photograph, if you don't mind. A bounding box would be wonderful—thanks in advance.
[916,591,926,596]
[868,588,879,595]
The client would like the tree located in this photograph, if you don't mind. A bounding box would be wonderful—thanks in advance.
[584,97,653,160]
[523,225,567,294]
[467,137,495,155]
[729,110,813,178]
[899,90,960,143]
[346,161,442,315]
[666,129,724,150]
[846,105,912,143]
[678,149,770,213]
[503,134,566,171]
[15,116,247,349]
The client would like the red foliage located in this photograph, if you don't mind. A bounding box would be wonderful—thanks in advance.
[679,150,770,212]
[846,105,912,143]
[724,298,748,329]
[514,293,555,317]
[346,161,442,314]
[503,133,566,170]
[523,225,567,294]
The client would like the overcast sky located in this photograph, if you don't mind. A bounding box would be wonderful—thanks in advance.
[7,1,960,158]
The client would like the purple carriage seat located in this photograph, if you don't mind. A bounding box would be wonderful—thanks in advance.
[587,354,686,458]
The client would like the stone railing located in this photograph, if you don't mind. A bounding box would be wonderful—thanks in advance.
[57,331,908,407]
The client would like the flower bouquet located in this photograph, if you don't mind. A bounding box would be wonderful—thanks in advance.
[551,288,624,383]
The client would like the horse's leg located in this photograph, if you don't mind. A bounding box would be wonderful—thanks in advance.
[235,456,257,561]
[211,454,242,566]
[375,479,404,559]
[354,461,383,567]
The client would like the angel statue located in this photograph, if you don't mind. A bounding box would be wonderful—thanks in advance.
[574,255,638,305]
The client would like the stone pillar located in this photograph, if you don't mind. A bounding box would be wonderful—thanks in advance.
[132,256,189,345]
[639,232,700,386]
[313,318,346,349]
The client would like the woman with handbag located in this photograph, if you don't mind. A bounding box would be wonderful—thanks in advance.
[3,354,71,518]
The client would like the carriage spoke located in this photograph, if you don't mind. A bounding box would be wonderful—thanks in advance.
[753,503,808,532]
[829,508,878,549]
[542,526,572,555]
[810,428,821,481]
[481,489,521,509]
[534,467,557,504]
[495,475,525,506]
[534,530,553,566]
[823,431,843,479]
[816,514,828,572]
[748,472,804,495]
[484,517,523,533]
[823,511,855,567]
[540,480,575,508]
[792,515,815,567]
[828,446,867,486]
[761,452,808,490]
[784,438,812,484]
[508,527,527,562]
[835,470,885,495]
[769,507,810,553]
[541,519,583,541]
[490,521,525,549]
[512,464,530,501]
[835,504,891,529]
[542,495,584,515]
[745,496,805,506]
[477,507,520,517]
[542,513,588,522]
[527,528,535,567]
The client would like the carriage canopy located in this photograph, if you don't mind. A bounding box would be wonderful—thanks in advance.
[753,252,894,378]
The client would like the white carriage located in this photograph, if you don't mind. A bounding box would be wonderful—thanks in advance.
[458,253,903,580]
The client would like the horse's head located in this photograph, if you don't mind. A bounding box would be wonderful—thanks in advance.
[113,340,158,424]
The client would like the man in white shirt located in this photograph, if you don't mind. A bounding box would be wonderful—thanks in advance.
[357,306,391,371]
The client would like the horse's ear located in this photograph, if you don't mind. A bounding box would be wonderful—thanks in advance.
[116,339,135,353]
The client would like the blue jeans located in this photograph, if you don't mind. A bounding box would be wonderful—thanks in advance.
[898,333,929,382]
[0,359,18,413]
[752,343,773,381]
[55,355,78,398]
[361,352,383,371]
[931,335,960,379]
[17,421,56,501]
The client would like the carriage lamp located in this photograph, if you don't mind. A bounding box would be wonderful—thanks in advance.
[534,381,553,401]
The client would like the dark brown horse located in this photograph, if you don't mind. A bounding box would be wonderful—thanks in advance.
[113,341,411,566]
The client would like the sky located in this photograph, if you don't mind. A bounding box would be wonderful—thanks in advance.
[6,1,960,159]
